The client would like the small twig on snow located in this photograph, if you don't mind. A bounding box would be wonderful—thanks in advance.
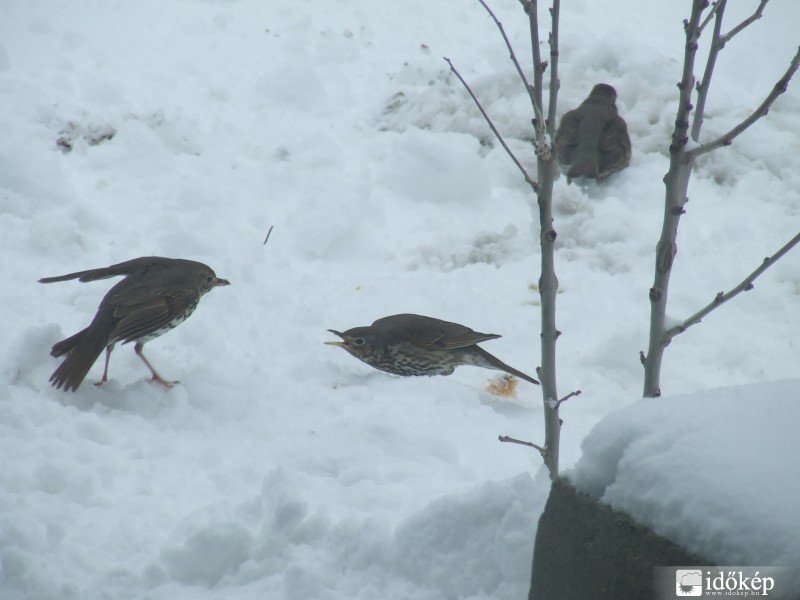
[686,46,800,160]
[666,230,800,339]
[263,225,274,245]
[444,57,539,192]
[498,435,546,456]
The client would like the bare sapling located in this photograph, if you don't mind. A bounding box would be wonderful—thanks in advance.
[641,0,800,398]
[447,0,575,478]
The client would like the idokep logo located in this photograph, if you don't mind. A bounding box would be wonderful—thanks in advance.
[703,569,775,596]
[659,566,788,598]
[675,569,703,596]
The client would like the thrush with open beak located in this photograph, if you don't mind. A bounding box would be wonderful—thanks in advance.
[326,313,539,385]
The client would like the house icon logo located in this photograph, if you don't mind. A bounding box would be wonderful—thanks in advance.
[676,569,703,596]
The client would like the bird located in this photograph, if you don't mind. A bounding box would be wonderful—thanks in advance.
[39,256,230,392]
[325,313,539,385]
[555,83,631,182]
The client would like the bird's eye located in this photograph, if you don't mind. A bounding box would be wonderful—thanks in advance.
[354,338,365,346]
[206,275,213,283]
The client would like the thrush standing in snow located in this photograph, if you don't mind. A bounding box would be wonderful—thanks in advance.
[555,83,631,182]
[40,256,230,392]
[325,313,539,385]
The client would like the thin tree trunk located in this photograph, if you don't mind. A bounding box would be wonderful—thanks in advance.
[642,1,704,398]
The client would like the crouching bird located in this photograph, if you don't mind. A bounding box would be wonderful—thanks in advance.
[555,83,631,182]
[40,256,230,391]
[326,313,539,385]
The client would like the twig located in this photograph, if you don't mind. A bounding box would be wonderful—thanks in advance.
[263,225,274,245]
[498,435,545,456]
[670,1,705,155]
[691,0,727,141]
[686,46,800,160]
[475,0,551,161]
[697,0,722,36]
[546,1,561,137]
[554,389,581,409]
[721,0,768,45]
[476,0,543,128]
[527,0,549,150]
[444,57,539,192]
[666,231,800,339]
[529,0,544,115]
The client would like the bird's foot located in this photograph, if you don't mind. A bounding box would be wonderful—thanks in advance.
[149,374,180,389]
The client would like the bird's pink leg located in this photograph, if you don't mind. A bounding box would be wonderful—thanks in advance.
[94,344,115,387]
[134,342,179,388]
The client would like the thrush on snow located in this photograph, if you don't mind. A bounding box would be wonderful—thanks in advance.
[40,256,230,391]
[326,313,539,385]
[555,83,631,182]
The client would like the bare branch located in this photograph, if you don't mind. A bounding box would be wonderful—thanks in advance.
[471,0,561,476]
[721,0,768,44]
[554,389,580,409]
[643,0,707,397]
[498,434,545,456]
[697,0,722,36]
[475,0,553,160]
[546,1,561,136]
[529,0,544,121]
[528,0,561,475]
[686,47,800,160]
[263,225,274,245]
[444,57,540,192]
[691,0,727,141]
[669,1,705,155]
[476,0,543,128]
[666,231,800,339]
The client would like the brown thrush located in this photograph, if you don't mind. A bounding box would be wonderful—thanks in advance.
[555,83,631,182]
[326,313,539,385]
[40,256,230,392]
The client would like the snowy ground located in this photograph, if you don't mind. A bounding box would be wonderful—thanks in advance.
[1,1,799,599]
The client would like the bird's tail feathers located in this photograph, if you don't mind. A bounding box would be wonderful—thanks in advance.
[470,347,540,385]
[50,329,86,358]
[49,328,108,392]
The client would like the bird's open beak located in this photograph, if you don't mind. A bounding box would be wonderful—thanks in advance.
[325,329,347,346]
[216,278,231,287]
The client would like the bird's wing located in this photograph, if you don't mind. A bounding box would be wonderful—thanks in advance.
[598,115,631,176]
[107,280,199,343]
[413,319,500,350]
[554,109,582,166]
[370,314,501,349]
[39,257,171,283]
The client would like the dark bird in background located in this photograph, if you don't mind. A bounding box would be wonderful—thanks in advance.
[40,257,230,392]
[555,83,631,182]
[326,313,540,385]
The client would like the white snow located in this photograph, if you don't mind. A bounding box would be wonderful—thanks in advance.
[571,381,800,568]
[1,1,799,599]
